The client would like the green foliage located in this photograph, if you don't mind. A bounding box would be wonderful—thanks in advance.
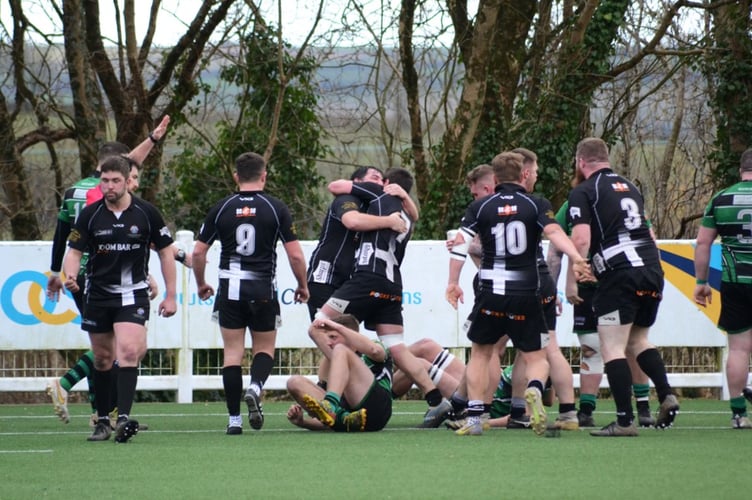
[160,27,328,237]
[703,9,752,189]
[510,0,629,208]
[417,1,631,238]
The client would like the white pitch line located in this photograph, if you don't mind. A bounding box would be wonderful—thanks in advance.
[0,449,53,454]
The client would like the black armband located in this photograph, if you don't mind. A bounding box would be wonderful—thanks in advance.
[148,132,159,144]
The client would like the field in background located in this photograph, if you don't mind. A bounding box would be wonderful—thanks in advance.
[0,399,748,499]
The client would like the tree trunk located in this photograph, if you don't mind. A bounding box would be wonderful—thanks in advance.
[0,93,43,240]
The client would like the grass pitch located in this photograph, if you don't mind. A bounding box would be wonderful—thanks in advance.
[0,399,748,499]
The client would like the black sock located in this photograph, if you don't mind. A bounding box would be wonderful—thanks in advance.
[604,359,634,426]
[116,366,138,418]
[636,348,672,402]
[558,403,576,414]
[93,368,112,419]
[450,391,467,413]
[425,388,442,407]
[579,401,595,415]
[528,379,545,394]
[223,365,243,416]
[250,352,275,392]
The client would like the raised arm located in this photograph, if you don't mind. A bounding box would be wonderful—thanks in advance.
[128,115,170,166]
[341,211,406,233]
[384,183,419,221]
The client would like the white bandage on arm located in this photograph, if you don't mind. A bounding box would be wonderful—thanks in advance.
[449,228,475,261]
[578,332,603,375]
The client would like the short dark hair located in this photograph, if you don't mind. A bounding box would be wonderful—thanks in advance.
[741,149,752,173]
[384,167,414,193]
[491,152,524,183]
[235,152,266,182]
[99,155,131,179]
[350,166,384,181]
[97,141,130,163]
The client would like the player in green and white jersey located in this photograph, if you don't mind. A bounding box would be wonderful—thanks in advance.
[287,314,393,432]
[694,148,752,429]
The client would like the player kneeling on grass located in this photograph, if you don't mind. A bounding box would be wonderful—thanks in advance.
[286,314,393,432]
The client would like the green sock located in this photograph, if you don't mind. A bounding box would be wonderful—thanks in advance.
[730,396,747,417]
[633,383,650,400]
[61,350,95,392]
[324,391,341,408]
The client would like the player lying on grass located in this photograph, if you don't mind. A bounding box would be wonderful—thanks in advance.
[286,314,393,432]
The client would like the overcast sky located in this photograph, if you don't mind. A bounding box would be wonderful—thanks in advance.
[0,1,475,47]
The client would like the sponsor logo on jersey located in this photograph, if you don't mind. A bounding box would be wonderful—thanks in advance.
[94,229,113,237]
[160,226,172,238]
[130,225,139,234]
[569,207,581,219]
[236,207,256,217]
[733,194,752,204]
[611,182,630,192]
[497,204,518,216]
[98,243,133,251]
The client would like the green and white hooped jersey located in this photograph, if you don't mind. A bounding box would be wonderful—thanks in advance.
[701,180,752,284]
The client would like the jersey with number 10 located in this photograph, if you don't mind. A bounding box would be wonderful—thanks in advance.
[700,180,752,284]
[567,168,659,278]
[196,190,298,301]
[460,183,556,296]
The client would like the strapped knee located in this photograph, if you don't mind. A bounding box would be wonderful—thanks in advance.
[579,332,603,375]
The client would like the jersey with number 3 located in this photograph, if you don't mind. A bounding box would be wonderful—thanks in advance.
[460,183,555,296]
[567,168,659,278]
[197,190,298,301]
[700,180,752,284]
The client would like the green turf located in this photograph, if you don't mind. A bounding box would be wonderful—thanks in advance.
[0,399,749,499]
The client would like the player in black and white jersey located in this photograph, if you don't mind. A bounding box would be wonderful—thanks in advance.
[63,155,177,443]
[306,166,412,320]
[445,151,591,436]
[192,152,308,435]
[567,137,679,437]
[311,168,448,428]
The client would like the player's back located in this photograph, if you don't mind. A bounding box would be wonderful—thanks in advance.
[464,184,548,295]
[569,169,659,275]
